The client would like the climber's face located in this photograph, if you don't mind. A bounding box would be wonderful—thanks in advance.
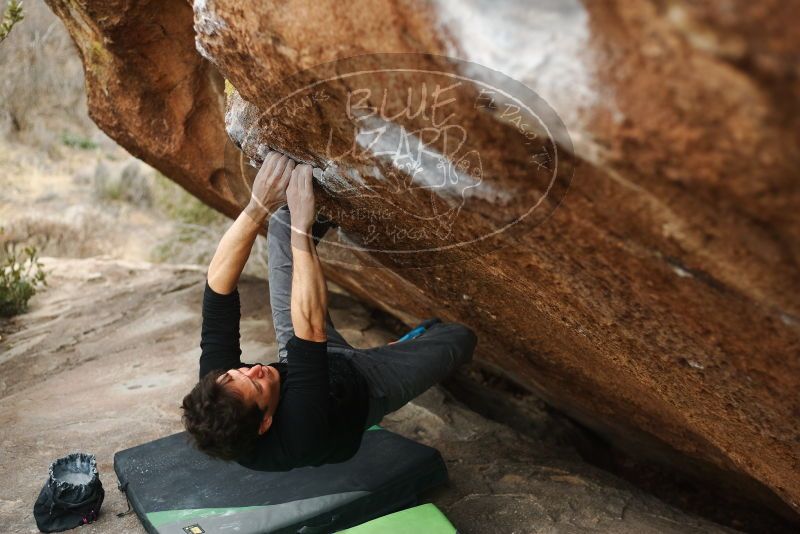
[218,364,281,434]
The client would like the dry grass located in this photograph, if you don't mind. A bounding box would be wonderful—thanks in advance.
[0,2,269,277]
[0,1,96,150]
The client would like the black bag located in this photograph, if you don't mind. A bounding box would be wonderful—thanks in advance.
[34,453,105,532]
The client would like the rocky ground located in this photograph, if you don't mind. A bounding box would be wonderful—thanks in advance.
[0,257,737,533]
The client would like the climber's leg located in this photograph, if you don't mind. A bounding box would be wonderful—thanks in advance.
[267,205,351,363]
[348,322,477,427]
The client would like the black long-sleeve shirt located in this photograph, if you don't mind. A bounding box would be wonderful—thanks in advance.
[199,282,369,471]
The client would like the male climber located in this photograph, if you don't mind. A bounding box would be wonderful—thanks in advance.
[181,151,477,470]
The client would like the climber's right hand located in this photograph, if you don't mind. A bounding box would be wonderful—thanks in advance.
[286,164,316,233]
[246,151,294,224]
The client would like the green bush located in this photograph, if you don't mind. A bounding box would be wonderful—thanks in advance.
[1,234,47,317]
[61,131,98,150]
[0,0,24,43]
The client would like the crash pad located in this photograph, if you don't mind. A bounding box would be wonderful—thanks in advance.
[113,427,447,534]
[336,503,456,533]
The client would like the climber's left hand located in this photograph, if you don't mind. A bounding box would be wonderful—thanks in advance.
[246,151,294,224]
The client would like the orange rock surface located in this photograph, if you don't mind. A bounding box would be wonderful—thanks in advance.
[46,0,800,519]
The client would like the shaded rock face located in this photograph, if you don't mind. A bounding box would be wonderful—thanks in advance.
[46,0,800,520]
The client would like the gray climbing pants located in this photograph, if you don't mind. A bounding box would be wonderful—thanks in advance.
[267,205,477,429]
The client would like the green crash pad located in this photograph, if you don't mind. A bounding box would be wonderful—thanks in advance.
[337,504,456,533]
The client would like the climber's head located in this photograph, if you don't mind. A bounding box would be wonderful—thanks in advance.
[181,364,281,461]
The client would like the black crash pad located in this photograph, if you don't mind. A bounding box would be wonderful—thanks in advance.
[113,427,447,533]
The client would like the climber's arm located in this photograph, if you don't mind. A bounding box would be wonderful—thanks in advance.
[288,165,328,342]
[206,211,262,295]
[207,152,294,294]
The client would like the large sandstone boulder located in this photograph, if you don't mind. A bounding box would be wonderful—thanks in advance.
[45,0,800,521]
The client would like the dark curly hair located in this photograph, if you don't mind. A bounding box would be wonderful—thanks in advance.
[181,370,264,461]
